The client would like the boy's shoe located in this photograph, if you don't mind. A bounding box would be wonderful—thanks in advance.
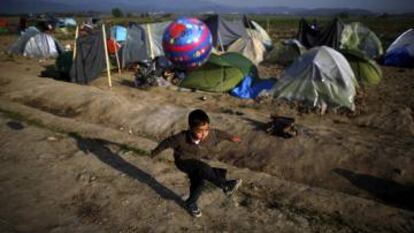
[223,179,242,196]
[186,202,202,218]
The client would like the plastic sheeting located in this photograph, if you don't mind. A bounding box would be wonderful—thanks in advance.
[267,46,358,110]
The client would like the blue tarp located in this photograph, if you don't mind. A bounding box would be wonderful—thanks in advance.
[111,26,127,42]
[231,75,275,99]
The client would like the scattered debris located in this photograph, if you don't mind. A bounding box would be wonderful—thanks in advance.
[266,114,297,138]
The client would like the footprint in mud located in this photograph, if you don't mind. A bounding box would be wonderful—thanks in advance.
[6,121,24,130]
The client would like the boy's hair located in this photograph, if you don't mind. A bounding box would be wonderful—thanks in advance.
[188,109,210,129]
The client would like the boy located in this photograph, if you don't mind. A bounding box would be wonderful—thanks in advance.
[150,109,242,217]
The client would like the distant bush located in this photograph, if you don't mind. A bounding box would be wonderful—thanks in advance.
[112,8,124,18]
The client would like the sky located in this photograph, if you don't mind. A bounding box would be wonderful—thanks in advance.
[3,0,414,14]
[209,0,414,13]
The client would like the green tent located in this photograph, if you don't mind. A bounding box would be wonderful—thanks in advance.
[341,49,382,86]
[180,52,257,92]
[264,39,307,66]
[340,22,383,59]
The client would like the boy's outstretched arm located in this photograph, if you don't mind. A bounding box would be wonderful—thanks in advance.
[215,129,241,143]
[150,137,173,159]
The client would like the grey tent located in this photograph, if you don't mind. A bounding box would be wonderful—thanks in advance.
[119,21,171,67]
[120,24,149,67]
[9,27,63,58]
[203,15,247,50]
[70,31,106,84]
[267,46,358,110]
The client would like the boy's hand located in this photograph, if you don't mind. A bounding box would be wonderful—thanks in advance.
[231,136,241,143]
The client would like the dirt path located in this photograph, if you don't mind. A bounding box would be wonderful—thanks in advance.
[1,100,413,233]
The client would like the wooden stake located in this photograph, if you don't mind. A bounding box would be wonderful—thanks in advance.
[146,24,154,59]
[102,24,112,88]
[72,26,79,61]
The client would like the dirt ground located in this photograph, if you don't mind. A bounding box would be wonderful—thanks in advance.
[1,33,414,232]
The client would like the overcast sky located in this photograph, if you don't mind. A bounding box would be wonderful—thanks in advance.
[5,0,414,14]
[209,0,414,13]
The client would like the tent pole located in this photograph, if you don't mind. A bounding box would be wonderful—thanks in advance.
[114,40,121,74]
[267,17,270,35]
[72,26,79,61]
[102,24,112,88]
[217,31,225,52]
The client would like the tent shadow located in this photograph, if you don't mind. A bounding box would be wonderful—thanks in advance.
[39,64,70,82]
[333,168,414,211]
[69,133,186,209]
[243,117,268,132]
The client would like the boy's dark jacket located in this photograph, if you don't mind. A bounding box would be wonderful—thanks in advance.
[151,129,232,161]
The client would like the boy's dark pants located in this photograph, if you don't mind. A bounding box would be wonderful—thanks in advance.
[175,159,227,205]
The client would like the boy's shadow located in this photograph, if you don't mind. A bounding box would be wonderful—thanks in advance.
[69,133,185,208]
[333,168,414,211]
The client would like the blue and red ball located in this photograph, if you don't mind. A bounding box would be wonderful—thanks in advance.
[162,17,212,70]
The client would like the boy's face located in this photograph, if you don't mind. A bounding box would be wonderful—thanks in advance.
[191,123,209,141]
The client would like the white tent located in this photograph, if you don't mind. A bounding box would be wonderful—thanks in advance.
[143,21,171,59]
[246,20,272,49]
[267,46,358,110]
[227,36,266,65]
[23,33,61,58]
[9,28,62,59]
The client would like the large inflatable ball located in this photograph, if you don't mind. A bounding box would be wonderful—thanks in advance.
[162,17,212,70]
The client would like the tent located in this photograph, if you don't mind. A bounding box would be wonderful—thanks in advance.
[8,27,63,58]
[341,49,382,86]
[111,25,127,42]
[297,18,344,50]
[243,16,272,49]
[118,21,170,68]
[180,52,256,92]
[70,31,106,84]
[268,46,358,110]
[384,28,414,68]
[227,36,266,65]
[9,27,40,54]
[143,21,171,58]
[203,15,248,50]
[264,39,307,66]
[119,24,149,68]
[340,22,383,59]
